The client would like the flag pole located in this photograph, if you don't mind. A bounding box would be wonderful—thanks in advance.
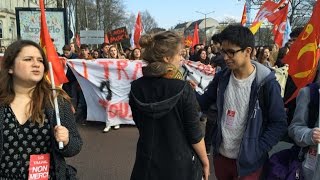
[49,62,64,149]
[119,42,123,54]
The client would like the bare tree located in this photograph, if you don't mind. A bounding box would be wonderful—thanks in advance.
[67,0,158,42]
[217,17,238,32]
[255,25,273,46]
[141,10,158,33]
[56,0,63,8]
[288,0,315,28]
[71,0,127,34]
[122,13,136,33]
[101,0,127,32]
[44,0,58,7]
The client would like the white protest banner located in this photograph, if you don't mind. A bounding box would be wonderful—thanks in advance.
[181,60,215,95]
[69,59,215,125]
[68,59,143,126]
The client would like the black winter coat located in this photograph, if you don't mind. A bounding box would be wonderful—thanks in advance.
[129,77,203,180]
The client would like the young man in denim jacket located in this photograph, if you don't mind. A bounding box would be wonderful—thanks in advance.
[197,25,287,179]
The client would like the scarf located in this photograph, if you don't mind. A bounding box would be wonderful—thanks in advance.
[142,62,183,80]
[162,64,183,80]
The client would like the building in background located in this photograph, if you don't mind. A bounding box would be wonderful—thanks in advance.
[0,0,57,47]
[174,18,219,45]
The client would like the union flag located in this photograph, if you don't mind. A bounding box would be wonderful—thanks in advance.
[283,0,320,103]
[267,3,289,47]
[250,0,286,34]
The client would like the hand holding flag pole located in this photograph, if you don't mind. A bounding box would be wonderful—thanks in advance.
[48,62,64,149]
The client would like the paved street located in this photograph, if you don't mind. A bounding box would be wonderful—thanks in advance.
[66,122,138,180]
[67,121,292,180]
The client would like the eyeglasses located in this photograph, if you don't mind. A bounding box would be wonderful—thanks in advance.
[221,48,245,58]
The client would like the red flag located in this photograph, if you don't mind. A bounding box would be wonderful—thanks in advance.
[267,4,289,47]
[75,33,81,48]
[191,23,199,53]
[39,0,68,86]
[241,3,247,26]
[104,33,109,44]
[283,0,320,103]
[250,0,286,34]
[134,12,143,48]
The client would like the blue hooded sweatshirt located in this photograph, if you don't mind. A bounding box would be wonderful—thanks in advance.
[197,61,287,176]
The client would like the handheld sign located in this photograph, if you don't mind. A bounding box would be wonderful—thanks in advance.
[28,154,50,180]
[107,27,129,44]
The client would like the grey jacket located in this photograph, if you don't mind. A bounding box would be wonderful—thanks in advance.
[0,98,83,180]
[288,87,320,180]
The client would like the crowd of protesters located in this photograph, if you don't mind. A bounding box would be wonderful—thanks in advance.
[1,23,320,179]
[60,42,142,61]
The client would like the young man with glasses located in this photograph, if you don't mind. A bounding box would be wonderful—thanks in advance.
[197,25,287,180]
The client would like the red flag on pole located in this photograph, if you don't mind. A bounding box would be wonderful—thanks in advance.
[39,0,68,86]
[283,0,320,103]
[267,4,289,47]
[250,0,286,34]
[191,23,199,53]
[75,33,81,48]
[104,34,109,44]
[241,3,247,26]
[134,12,143,48]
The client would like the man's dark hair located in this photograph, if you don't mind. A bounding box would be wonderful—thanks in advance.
[100,42,110,49]
[80,44,89,50]
[62,45,71,51]
[211,33,221,44]
[219,25,255,50]
[124,47,131,52]
[193,44,201,50]
[290,27,304,38]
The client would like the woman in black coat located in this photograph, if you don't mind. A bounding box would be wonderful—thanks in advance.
[129,31,209,180]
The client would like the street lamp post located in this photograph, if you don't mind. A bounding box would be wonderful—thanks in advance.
[195,11,214,44]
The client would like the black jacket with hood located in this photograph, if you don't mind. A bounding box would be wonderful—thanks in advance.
[129,77,203,180]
